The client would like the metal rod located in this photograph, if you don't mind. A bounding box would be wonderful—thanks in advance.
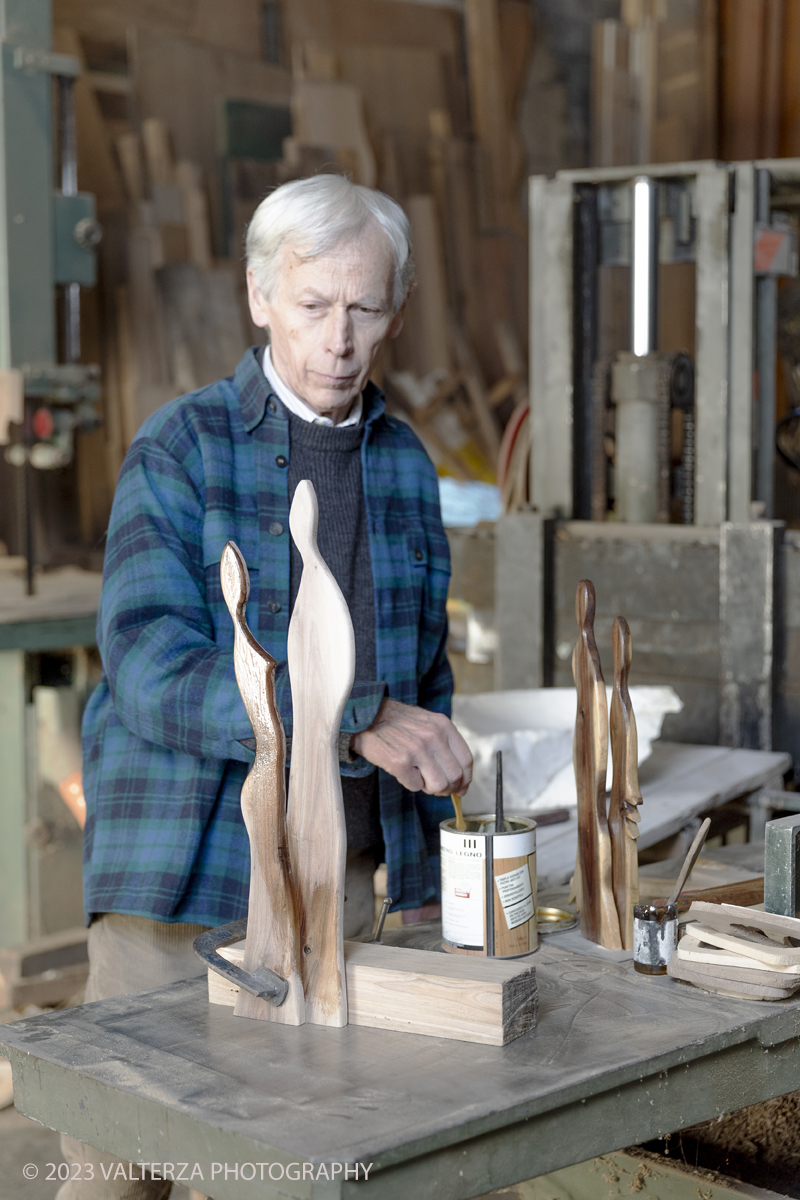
[485,833,495,956]
[58,75,81,363]
[631,176,659,357]
[22,400,35,595]
[755,168,776,518]
[495,750,504,834]
[371,897,392,943]
[572,184,599,519]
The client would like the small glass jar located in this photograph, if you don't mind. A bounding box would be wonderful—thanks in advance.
[633,902,678,975]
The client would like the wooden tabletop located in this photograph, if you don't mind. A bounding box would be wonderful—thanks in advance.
[3,939,800,1200]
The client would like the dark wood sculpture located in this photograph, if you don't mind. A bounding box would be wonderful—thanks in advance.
[608,616,642,951]
[572,580,621,949]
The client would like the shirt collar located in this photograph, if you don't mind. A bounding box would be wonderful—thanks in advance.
[262,346,363,428]
[234,346,386,433]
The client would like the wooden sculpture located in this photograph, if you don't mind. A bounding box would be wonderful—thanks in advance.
[286,480,355,1026]
[220,542,305,1024]
[572,580,621,949]
[608,616,642,951]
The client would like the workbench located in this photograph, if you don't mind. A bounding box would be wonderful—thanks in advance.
[0,557,102,947]
[537,740,790,886]
[3,934,800,1200]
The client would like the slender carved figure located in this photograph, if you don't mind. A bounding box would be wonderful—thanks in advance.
[220,541,305,1023]
[286,480,355,1026]
[608,616,642,951]
[572,579,621,949]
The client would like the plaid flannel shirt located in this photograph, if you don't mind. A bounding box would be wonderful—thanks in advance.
[82,347,454,927]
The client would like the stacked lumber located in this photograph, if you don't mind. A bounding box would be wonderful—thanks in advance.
[591,0,718,165]
[668,901,800,1000]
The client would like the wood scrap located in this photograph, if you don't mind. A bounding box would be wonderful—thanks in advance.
[115,132,145,204]
[175,161,212,270]
[678,936,800,977]
[668,954,800,1000]
[405,195,452,377]
[209,939,538,1046]
[686,923,800,967]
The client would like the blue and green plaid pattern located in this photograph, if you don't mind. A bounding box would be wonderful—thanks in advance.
[82,347,453,926]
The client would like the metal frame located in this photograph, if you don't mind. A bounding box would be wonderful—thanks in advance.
[529,158,800,525]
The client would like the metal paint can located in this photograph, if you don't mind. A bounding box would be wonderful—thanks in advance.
[440,815,538,957]
[632,902,678,974]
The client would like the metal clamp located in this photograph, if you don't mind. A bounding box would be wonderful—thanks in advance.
[193,919,289,1007]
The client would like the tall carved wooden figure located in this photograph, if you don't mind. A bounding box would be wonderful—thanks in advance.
[608,616,642,951]
[572,580,621,949]
[286,480,355,1027]
[220,542,305,1024]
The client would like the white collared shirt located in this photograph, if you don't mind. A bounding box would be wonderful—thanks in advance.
[262,345,363,427]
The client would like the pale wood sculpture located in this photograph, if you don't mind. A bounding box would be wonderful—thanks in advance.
[210,940,538,1046]
[608,616,642,951]
[220,542,305,1024]
[286,480,354,1026]
[572,580,621,949]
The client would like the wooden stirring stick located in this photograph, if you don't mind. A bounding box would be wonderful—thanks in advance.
[451,793,467,831]
[220,542,305,1024]
[608,616,642,951]
[572,579,621,949]
[667,818,712,908]
[286,481,354,1027]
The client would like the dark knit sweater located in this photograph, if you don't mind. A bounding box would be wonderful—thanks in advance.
[286,408,382,854]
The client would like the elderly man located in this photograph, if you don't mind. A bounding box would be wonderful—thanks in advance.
[58,175,471,1197]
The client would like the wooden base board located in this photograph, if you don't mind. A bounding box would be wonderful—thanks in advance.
[209,939,537,1046]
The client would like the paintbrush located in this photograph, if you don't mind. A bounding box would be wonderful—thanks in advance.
[495,750,504,833]
[666,818,712,908]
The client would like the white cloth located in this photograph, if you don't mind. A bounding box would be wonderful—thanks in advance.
[262,344,363,427]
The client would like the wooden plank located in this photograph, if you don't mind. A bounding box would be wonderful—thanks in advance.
[572,580,621,949]
[780,0,800,155]
[720,0,766,160]
[52,0,266,58]
[209,939,538,1046]
[761,0,784,157]
[463,0,512,226]
[286,481,353,1027]
[291,79,376,187]
[608,617,641,951]
[694,166,729,527]
[404,194,452,376]
[220,543,305,1025]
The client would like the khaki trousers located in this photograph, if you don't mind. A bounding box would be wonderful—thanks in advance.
[56,852,377,1199]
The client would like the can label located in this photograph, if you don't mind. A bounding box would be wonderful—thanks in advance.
[441,834,485,949]
[495,864,535,930]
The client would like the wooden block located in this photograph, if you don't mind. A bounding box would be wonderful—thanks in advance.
[209,940,538,1046]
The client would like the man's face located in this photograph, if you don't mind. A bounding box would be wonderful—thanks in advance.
[247,222,405,423]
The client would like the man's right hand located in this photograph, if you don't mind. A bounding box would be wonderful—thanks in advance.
[350,698,472,796]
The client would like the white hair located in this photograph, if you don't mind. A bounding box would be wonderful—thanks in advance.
[245,174,415,312]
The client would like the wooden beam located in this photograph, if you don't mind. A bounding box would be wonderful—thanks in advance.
[209,939,538,1046]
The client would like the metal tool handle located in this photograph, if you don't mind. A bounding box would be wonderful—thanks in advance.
[193,919,289,1007]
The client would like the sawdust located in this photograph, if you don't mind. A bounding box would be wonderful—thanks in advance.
[648,1090,800,1197]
